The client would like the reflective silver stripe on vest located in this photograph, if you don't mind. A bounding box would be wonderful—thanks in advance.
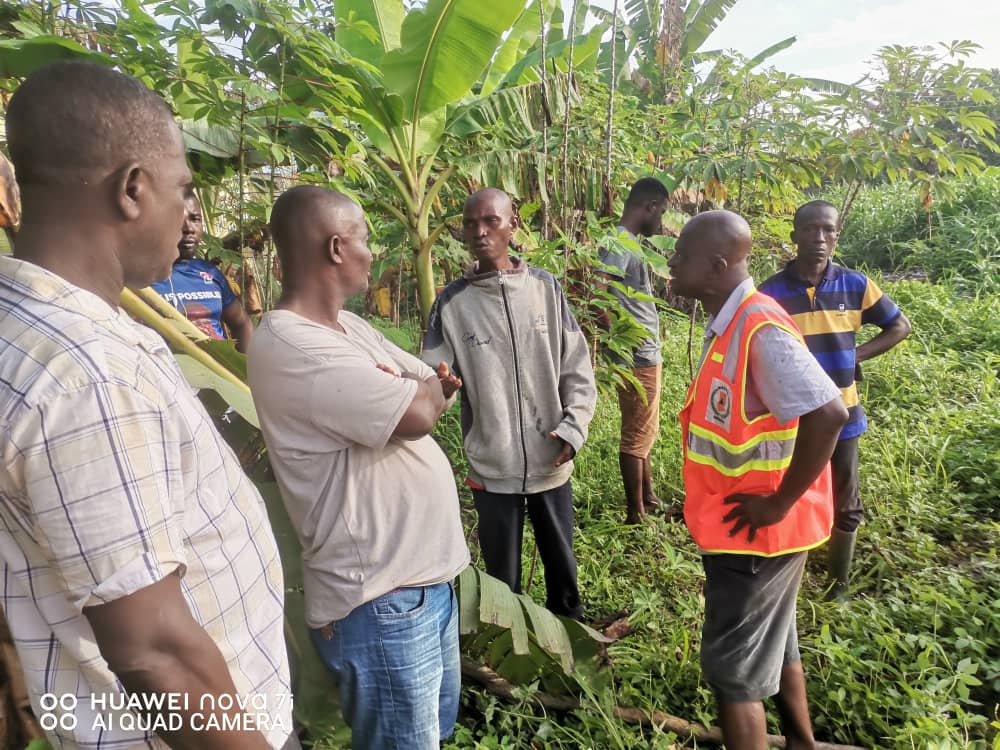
[687,430,795,470]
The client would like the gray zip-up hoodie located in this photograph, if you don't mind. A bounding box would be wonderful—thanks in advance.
[423,258,597,494]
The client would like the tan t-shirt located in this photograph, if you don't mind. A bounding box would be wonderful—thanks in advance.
[247,309,469,626]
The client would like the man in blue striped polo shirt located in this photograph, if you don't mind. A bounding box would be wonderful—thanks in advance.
[759,200,911,600]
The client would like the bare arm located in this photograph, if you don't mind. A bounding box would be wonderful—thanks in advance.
[221,300,254,354]
[856,311,911,363]
[85,573,271,750]
[722,396,849,541]
[391,371,447,440]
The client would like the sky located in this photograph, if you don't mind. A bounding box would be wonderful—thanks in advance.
[565,0,1000,84]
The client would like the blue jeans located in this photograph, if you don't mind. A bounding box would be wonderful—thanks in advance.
[309,581,460,750]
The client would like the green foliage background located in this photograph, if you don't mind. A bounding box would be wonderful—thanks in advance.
[1,1,998,749]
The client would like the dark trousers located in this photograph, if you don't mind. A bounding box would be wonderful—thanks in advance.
[472,481,583,618]
[831,436,864,532]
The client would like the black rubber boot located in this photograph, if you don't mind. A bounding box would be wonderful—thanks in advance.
[825,528,857,602]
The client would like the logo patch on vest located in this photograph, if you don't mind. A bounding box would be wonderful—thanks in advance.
[707,377,732,430]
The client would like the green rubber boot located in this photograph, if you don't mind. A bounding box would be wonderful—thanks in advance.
[825,528,857,602]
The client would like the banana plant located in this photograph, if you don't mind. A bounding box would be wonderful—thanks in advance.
[296,0,544,324]
[598,0,743,98]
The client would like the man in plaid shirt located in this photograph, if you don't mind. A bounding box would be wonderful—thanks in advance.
[0,63,294,749]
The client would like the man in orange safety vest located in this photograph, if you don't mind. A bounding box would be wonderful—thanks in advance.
[668,210,848,750]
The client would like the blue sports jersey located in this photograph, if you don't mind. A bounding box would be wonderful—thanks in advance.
[151,258,237,340]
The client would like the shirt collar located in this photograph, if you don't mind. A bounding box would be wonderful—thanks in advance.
[706,277,756,340]
[0,256,170,353]
[783,258,838,285]
[466,255,525,281]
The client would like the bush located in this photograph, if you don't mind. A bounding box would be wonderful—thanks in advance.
[830,169,1000,294]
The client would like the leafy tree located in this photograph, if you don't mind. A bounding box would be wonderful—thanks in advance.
[816,41,998,228]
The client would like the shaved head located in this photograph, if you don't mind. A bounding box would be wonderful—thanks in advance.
[464,187,514,216]
[668,210,753,306]
[680,210,752,264]
[6,61,179,187]
[270,185,365,264]
[270,185,372,297]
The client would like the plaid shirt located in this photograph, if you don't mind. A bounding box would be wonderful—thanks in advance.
[0,257,291,749]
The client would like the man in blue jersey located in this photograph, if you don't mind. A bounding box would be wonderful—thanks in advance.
[152,194,254,351]
[759,200,911,600]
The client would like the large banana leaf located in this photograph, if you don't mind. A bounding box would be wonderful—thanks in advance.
[500,25,608,88]
[480,0,558,97]
[745,36,797,69]
[381,0,525,121]
[180,119,241,159]
[254,482,341,734]
[123,289,341,732]
[681,0,739,58]
[0,35,110,77]
[624,0,660,48]
[174,353,259,427]
[335,0,405,65]
[457,567,612,693]
[701,35,797,90]
[448,78,566,141]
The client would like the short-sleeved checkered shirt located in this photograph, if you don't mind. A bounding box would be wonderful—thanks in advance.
[0,257,292,749]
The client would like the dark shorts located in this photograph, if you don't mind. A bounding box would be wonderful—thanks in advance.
[701,552,807,703]
[617,364,661,457]
[831,436,864,532]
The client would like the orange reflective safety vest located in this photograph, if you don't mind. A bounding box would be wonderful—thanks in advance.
[679,287,833,556]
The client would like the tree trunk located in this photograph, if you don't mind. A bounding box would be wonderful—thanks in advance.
[658,0,684,101]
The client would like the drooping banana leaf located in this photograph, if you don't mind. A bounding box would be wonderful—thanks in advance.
[254,481,341,734]
[456,567,612,693]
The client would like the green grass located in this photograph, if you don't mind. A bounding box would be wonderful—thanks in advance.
[431,277,1000,750]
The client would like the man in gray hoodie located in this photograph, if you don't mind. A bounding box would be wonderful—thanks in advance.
[423,188,597,618]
